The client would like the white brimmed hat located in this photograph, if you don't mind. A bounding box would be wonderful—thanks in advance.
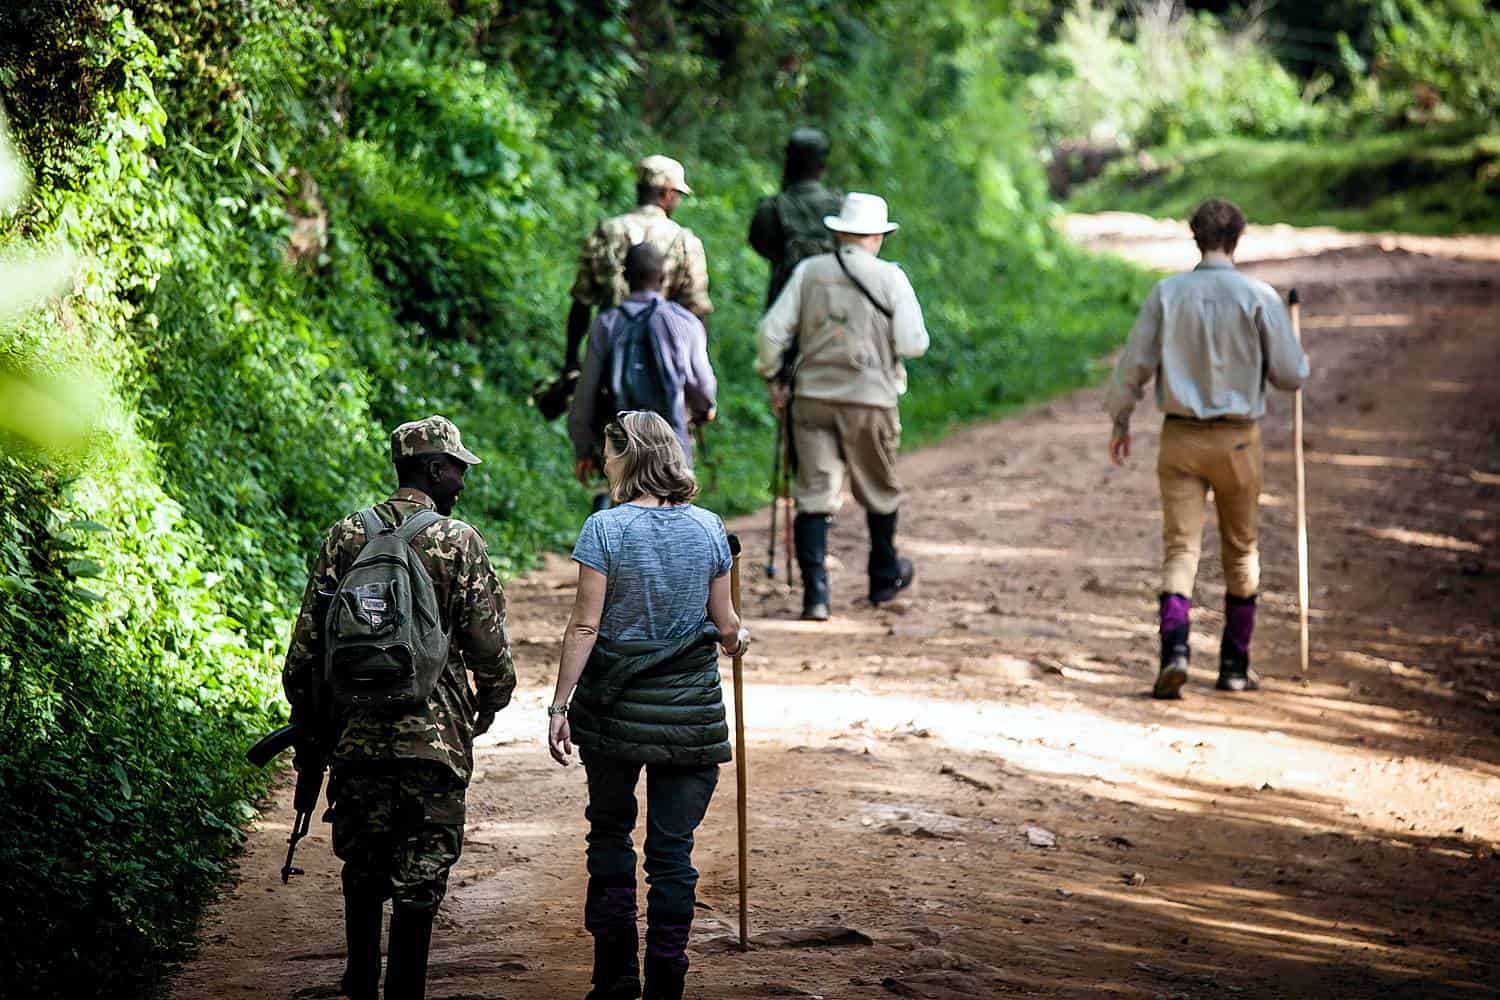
[823,192,899,235]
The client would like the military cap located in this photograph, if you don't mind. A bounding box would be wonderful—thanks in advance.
[390,415,481,465]
[637,154,693,195]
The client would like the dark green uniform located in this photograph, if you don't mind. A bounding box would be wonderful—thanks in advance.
[748,179,842,307]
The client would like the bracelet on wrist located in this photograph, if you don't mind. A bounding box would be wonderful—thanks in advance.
[547,703,569,717]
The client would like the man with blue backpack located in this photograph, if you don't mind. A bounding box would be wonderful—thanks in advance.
[569,243,718,502]
[279,415,516,1000]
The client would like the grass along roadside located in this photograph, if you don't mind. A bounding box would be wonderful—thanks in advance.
[1069,125,1500,235]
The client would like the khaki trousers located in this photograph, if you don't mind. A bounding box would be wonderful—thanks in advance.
[792,398,901,516]
[1158,419,1262,599]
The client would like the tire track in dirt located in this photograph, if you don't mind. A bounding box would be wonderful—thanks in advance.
[174,218,1500,999]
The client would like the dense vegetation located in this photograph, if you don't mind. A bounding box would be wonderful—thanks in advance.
[0,1,1149,994]
[1038,0,1500,232]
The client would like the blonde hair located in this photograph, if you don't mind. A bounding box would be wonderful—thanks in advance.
[604,411,699,505]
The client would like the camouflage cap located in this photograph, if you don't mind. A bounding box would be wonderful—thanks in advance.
[637,154,693,195]
[390,415,481,466]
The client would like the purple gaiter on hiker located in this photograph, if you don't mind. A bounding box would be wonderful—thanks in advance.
[646,921,693,972]
[585,885,637,934]
[1225,596,1256,655]
[1159,594,1191,635]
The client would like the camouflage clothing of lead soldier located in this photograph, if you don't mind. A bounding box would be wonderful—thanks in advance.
[748,127,842,309]
[563,155,713,375]
[281,415,516,1000]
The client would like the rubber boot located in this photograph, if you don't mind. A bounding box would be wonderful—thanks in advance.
[794,512,831,621]
[1216,594,1261,692]
[1153,593,1191,700]
[643,913,692,1000]
[584,877,641,1000]
[340,890,384,1000]
[867,509,914,604]
[383,904,434,1000]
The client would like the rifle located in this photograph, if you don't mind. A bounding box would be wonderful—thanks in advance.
[247,722,328,883]
[247,588,335,884]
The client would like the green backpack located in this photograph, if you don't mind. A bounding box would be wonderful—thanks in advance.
[323,508,450,710]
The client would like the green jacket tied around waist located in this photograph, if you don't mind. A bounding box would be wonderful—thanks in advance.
[569,623,731,766]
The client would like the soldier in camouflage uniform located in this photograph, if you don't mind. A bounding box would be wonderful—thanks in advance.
[282,414,516,1000]
[748,128,842,309]
[563,155,714,376]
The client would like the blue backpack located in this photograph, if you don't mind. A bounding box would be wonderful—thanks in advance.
[602,298,676,424]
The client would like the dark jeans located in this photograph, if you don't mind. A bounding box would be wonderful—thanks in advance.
[583,753,719,919]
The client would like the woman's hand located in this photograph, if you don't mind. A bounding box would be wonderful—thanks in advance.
[548,711,574,766]
[721,627,752,657]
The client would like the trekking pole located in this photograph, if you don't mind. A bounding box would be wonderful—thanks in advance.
[780,427,793,586]
[766,418,782,578]
[727,534,750,951]
[1289,288,1310,673]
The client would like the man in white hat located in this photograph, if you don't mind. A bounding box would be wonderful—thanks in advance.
[756,192,929,620]
[562,155,714,380]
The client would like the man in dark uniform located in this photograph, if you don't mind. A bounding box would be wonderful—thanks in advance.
[281,415,516,1000]
[748,127,843,309]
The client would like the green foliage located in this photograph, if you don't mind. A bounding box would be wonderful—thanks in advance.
[1025,0,1322,150]
[1069,124,1500,235]
[0,1,1148,994]
[1343,0,1500,124]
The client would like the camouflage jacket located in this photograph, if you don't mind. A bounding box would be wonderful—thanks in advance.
[570,204,713,318]
[282,488,516,785]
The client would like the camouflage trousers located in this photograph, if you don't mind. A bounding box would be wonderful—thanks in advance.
[329,765,466,913]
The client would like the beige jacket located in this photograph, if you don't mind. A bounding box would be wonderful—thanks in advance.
[756,245,928,408]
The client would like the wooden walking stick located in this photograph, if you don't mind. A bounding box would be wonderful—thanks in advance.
[1289,288,1310,673]
[727,534,750,950]
[780,427,793,585]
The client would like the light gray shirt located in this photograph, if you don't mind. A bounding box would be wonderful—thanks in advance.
[571,503,733,643]
[756,244,928,409]
[1105,261,1309,432]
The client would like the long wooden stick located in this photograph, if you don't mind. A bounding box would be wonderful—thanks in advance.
[780,429,793,586]
[727,534,750,950]
[1289,288,1310,673]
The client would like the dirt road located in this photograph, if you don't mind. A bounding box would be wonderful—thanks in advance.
[174,215,1500,999]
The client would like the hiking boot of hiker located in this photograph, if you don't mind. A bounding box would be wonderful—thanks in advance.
[584,878,641,1000]
[642,917,691,1000]
[1153,593,1192,700]
[383,904,434,1000]
[867,510,914,604]
[1216,593,1261,692]
[795,513,831,621]
[340,890,383,1000]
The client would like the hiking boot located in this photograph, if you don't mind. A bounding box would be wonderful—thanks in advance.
[868,558,915,605]
[794,512,831,621]
[340,890,383,1000]
[584,878,640,1000]
[867,510,913,604]
[643,915,691,1000]
[1153,593,1192,700]
[1216,594,1260,692]
[383,904,434,1000]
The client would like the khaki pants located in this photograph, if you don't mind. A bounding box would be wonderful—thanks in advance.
[1158,419,1262,599]
[792,398,901,516]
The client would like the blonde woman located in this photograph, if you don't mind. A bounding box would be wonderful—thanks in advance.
[547,410,747,1000]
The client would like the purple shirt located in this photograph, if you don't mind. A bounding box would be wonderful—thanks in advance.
[569,291,716,461]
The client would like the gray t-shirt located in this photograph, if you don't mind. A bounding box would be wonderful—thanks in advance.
[571,503,733,642]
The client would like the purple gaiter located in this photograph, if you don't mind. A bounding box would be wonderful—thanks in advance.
[1159,594,1192,635]
[1224,595,1256,655]
[646,921,693,973]
[584,882,637,935]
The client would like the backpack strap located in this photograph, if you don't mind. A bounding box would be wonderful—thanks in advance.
[356,507,386,544]
[395,508,443,544]
[835,247,894,320]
